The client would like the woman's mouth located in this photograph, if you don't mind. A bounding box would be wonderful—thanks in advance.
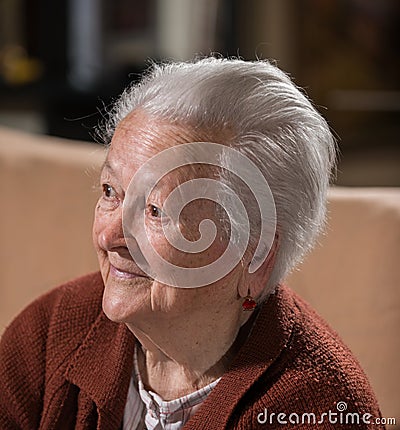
[109,264,148,279]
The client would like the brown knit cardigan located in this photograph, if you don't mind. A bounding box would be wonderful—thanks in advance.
[0,272,384,429]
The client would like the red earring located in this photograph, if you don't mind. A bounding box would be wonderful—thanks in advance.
[242,295,257,311]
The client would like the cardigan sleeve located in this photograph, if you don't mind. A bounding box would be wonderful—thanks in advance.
[0,291,54,429]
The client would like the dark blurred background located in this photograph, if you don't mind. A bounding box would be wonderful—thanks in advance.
[0,0,399,186]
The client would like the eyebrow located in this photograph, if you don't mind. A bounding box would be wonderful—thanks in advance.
[101,159,115,175]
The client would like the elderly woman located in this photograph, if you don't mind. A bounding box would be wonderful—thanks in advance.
[0,58,382,429]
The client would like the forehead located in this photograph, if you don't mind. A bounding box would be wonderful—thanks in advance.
[108,110,200,164]
[104,110,224,187]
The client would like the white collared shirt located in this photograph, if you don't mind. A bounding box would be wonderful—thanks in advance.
[123,344,220,430]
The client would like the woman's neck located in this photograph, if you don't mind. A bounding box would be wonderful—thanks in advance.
[128,309,258,400]
[137,346,223,399]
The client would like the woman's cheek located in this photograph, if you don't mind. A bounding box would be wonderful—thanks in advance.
[145,228,176,264]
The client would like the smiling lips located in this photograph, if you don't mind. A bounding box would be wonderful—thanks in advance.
[109,264,148,279]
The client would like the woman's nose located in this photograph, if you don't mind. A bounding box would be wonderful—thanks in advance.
[96,208,126,251]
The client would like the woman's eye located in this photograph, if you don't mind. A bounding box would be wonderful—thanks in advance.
[102,183,116,198]
[148,204,162,218]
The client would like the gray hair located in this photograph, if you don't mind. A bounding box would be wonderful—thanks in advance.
[99,57,337,294]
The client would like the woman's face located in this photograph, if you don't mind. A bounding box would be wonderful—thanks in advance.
[93,110,245,330]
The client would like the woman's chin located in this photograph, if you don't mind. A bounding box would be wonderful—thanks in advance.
[102,294,128,323]
[101,277,150,323]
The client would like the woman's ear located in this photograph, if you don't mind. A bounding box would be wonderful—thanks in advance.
[238,234,279,300]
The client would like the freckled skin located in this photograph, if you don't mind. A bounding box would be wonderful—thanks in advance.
[92,110,272,400]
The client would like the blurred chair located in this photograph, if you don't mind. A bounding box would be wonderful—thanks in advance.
[0,126,103,334]
[0,126,399,425]
[287,186,400,426]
